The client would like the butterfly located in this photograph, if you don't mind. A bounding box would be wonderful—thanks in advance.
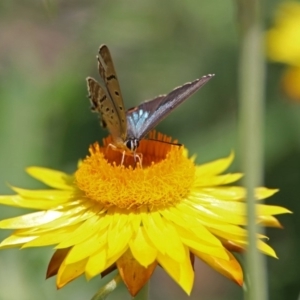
[86,45,214,164]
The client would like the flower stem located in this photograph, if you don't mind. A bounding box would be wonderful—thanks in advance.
[237,1,268,300]
[91,274,122,300]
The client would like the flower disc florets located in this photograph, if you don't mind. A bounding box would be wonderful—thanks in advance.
[75,132,195,209]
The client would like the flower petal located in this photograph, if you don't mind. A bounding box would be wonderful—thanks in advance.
[22,224,80,247]
[65,234,105,264]
[176,225,229,260]
[197,187,246,201]
[142,212,186,263]
[257,240,278,258]
[195,152,234,176]
[11,186,73,201]
[255,188,279,200]
[157,247,194,295]
[257,204,292,216]
[107,215,133,259]
[195,173,243,187]
[141,212,168,255]
[129,226,157,267]
[57,258,87,288]
[117,249,157,297]
[26,167,74,190]
[258,216,283,228]
[0,194,64,209]
[173,204,229,246]
[0,234,36,249]
[85,247,125,279]
[0,211,63,229]
[195,187,279,202]
[47,248,71,278]
[195,250,243,286]
[56,215,104,248]
[85,248,108,279]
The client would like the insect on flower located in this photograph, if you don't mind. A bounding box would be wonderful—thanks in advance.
[86,45,214,165]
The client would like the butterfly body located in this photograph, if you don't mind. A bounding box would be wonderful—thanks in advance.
[87,45,214,161]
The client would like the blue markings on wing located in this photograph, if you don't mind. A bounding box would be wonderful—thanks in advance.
[127,109,150,138]
[132,109,149,123]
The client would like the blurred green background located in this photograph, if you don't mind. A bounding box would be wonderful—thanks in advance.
[0,0,299,299]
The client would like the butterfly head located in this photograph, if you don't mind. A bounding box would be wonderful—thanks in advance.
[125,138,139,152]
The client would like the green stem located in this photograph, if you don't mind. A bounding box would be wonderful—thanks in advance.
[237,1,268,300]
[91,274,122,300]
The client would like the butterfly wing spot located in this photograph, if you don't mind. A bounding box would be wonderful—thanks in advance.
[106,74,117,81]
[99,95,107,103]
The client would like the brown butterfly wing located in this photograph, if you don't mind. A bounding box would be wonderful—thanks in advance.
[86,45,127,146]
[97,45,127,142]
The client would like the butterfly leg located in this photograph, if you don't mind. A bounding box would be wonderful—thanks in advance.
[106,143,127,166]
[106,143,117,153]
[106,143,120,164]
[134,152,143,167]
[121,150,126,166]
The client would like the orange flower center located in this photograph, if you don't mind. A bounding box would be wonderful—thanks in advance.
[75,132,196,209]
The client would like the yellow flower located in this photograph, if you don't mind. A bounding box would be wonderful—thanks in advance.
[0,132,290,297]
[266,2,300,101]
[267,2,300,66]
